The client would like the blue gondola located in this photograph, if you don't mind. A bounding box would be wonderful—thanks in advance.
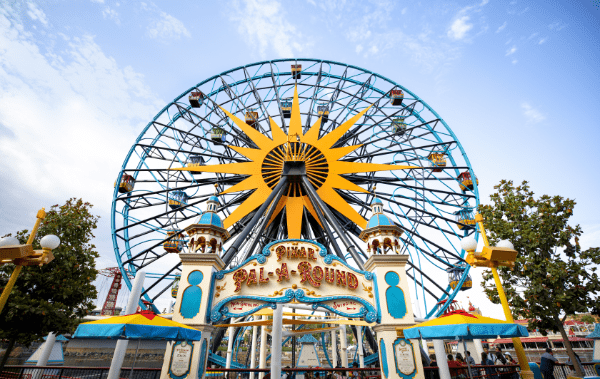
[168,190,189,209]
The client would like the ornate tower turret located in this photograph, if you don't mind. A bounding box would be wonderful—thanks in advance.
[185,194,230,253]
[359,196,403,254]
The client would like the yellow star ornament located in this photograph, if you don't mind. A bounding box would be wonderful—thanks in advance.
[172,86,417,238]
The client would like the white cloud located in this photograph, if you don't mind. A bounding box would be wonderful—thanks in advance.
[26,2,48,26]
[448,16,473,40]
[521,103,545,123]
[496,21,507,33]
[549,21,567,31]
[230,0,310,58]
[401,7,407,15]
[512,59,517,64]
[505,45,517,56]
[90,0,105,3]
[0,9,163,225]
[147,11,190,40]
[355,44,363,54]
[368,45,379,55]
[102,6,120,24]
[539,37,547,44]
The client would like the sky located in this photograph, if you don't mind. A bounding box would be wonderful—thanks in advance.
[1,0,599,316]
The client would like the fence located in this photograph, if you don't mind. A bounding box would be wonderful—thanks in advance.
[0,366,161,379]
[2,362,598,379]
[205,368,381,379]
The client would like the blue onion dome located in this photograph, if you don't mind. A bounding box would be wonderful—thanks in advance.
[195,212,224,228]
[371,197,383,205]
[208,195,220,204]
[366,213,394,229]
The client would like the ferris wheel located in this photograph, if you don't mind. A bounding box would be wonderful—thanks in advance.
[111,58,480,319]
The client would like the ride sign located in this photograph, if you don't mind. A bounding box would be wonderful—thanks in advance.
[209,239,379,322]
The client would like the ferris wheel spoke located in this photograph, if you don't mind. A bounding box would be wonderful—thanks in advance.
[140,263,181,297]
[405,260,449,296]
[114,196,209,233]
[405,270,441,300]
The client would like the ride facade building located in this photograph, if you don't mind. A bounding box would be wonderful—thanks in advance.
[109,59,483,379]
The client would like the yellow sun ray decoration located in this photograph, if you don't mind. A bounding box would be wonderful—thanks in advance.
[172,86,417,239]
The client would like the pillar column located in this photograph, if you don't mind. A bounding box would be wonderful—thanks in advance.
[225,327,234,369]
[340,324,349,368]
[331,328,338,367]
[259,315,268,379]
[357,326,364,368]
[250,325,258,379]
[160,253,224,379]
[271,304,283,379]
[366,255,425,379]
[433,340,451,379]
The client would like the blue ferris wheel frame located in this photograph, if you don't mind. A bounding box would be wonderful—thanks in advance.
[111,58,480,318]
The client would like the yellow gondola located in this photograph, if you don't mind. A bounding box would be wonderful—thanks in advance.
[115,174,135,193]
[245,109,259,128]
[428,153,447,173]
[163,230,183,253]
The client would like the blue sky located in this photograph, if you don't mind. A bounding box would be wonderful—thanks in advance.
[1,0,599,313]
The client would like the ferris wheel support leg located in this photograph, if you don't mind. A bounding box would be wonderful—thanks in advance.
[301,177,364,269]
[222,176,289,265]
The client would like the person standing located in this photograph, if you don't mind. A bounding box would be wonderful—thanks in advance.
[540,348,558,379]
[481,352,498,379]
[465,351,477,379]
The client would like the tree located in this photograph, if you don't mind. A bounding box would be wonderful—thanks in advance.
[0,198,99,367]
[479,180,600,377]
[579,314,596,324]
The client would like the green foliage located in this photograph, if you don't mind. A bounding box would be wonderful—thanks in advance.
[0,198,99,345]
[579,314,596,324]
[479,180,600,332]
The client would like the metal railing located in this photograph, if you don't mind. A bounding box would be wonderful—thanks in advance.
[0,366,161,379]
[204,368,381,379]
[2,362,598,379]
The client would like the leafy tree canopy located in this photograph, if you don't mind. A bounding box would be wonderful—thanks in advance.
[0,198,99,345]
[479,180,600,376]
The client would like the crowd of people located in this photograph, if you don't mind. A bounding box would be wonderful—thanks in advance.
[426,346,520,379]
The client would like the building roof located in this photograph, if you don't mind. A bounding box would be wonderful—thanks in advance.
[366,214,394,228]
[195,212,224,228]
[586,323,600,339]
[208,195,220,203]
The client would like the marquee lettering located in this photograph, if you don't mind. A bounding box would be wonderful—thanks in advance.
[276,245,317,261]
[232,244,363,293]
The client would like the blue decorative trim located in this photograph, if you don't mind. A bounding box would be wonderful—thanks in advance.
[168,341,194,379]
[380,339,388,379]
[392,338,417,379]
